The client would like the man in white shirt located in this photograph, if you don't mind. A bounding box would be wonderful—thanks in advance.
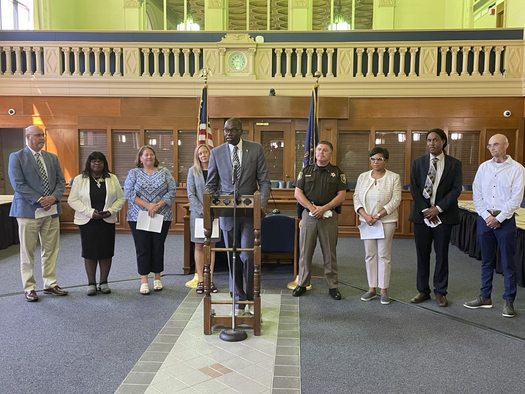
[464,134,525,318]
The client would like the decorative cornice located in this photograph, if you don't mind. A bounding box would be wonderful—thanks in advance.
[219,33,255,44]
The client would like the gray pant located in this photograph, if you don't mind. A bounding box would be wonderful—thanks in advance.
[297,210,339,288]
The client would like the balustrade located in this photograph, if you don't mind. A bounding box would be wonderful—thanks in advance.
[0,32,522,96]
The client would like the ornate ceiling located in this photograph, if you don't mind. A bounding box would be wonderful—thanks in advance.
[153,0,372,31]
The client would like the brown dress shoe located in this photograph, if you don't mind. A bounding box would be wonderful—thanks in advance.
[436,294,448,307]
[24,290,39,302]
[43,285,68,296]
[410,292,431,304]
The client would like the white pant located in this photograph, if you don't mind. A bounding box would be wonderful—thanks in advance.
[17,216,60,291]
[363,222,396,289]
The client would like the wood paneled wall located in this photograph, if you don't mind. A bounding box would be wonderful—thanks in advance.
[1,95,523,234]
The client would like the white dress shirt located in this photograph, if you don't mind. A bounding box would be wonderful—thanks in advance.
[429,152,445,207]
[473,155,525,222]
[228,139,243,165]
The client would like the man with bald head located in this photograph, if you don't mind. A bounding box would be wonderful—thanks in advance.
[206,118,270,315]
[464,134,525,318]
[8,125,67,302]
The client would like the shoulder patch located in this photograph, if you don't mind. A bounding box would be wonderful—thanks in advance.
[341,174,346,183]
[297,171,303,180]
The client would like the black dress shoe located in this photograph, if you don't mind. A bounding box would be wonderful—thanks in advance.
[436,294,448,307]
[329,288,342,300]
[410,292,430,304]
[24,290,39,302]
[292,286,306,297]
[43,285,68,296]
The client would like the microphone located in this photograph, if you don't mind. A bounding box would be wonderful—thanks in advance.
[232,164,239,185]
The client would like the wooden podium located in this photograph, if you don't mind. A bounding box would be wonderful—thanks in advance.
[202,191,262,336]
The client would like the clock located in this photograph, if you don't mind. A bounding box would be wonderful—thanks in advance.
[228,51,248,72]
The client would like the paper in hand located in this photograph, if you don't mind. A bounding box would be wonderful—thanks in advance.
[136,210,164,233]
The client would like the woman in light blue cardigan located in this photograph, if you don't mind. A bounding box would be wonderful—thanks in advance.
[187,144,220,294]
[354,147,401,305]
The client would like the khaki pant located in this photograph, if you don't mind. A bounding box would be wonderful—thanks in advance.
[17,216,60,291]
[297,210,338,288]
[363,222,396,289]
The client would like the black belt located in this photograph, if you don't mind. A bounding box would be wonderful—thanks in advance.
[487,209,501,216]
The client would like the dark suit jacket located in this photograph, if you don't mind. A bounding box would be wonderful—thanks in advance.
[8,147,65,218]
[409,153,462,225]
[206,140,270,231]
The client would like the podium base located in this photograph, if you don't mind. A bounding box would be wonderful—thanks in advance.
[219,328,247,342]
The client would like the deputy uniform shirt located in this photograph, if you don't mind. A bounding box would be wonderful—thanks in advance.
[296,163,347,206]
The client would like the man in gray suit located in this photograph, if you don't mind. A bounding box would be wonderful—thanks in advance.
[8,125,68,302]
[206,118,270,314]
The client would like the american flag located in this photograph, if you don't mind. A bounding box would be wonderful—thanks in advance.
[197,85,214,147]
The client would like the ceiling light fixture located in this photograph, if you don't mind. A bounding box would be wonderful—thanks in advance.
[328,0,351,31]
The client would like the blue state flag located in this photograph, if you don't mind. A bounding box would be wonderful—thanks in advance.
[303,85,319,168]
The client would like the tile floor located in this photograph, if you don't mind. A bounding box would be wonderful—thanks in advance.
[116,290,300,393]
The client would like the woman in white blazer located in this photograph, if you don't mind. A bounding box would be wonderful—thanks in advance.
[187,144,220,294]
[353,147,401,305]
[68,152,125,296]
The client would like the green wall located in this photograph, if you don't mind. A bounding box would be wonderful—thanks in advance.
[46,0,139,30]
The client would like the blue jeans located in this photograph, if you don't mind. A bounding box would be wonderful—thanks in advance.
[477,216,517,301]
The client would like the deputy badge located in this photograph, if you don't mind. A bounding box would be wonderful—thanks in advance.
[330,172,336,177]
[341,174,347,183]
[297,171,303,180]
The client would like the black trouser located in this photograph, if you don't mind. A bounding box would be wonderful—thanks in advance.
[128,221,171,275]
[413,222,453,296]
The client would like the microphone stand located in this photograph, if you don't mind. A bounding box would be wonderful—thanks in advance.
[220,163,247,342]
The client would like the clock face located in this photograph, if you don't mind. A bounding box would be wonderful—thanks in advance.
[228,51,247,71]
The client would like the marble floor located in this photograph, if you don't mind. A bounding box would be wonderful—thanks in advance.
[116,291,300,394]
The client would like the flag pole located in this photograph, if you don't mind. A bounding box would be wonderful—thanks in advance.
[287,71,322,291]
[202,68,209,146]
[186,67,209,289]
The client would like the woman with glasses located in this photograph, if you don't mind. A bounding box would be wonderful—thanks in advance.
[353,146,401,305]
[68,152,125,296]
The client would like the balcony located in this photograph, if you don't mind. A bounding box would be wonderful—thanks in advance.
[0,29,523,97]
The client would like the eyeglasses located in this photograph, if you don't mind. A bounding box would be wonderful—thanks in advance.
[28,133,45,138]
[486,143,501,149]
[370,157,386,162]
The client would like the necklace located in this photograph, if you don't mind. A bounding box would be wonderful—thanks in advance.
[92,175,105,188]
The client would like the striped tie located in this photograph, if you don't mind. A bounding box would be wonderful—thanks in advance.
[35,152,51,196]
[232,146,241,183]
[422,157,438,200]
